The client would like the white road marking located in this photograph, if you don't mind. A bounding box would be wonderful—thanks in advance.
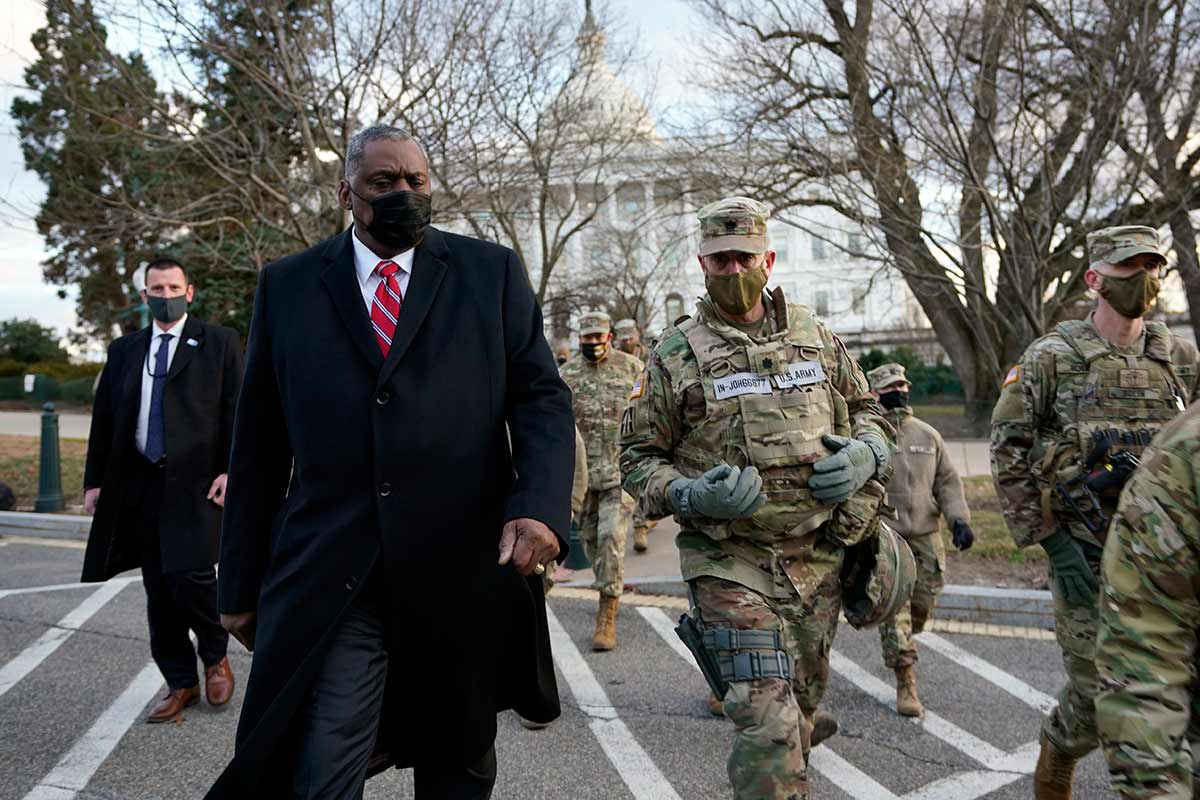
[0,581,131,698]
[0,577,138,600]
[917,632,1057,713]
[545,605,682,800]
[21,659,164,800]
[901,769,1025,800]
[828,650,1017,769]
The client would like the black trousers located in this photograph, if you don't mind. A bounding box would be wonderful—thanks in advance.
[290,579,497,800]
[127,456,228,690]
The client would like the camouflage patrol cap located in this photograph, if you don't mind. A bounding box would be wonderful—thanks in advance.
[696,196,771,256]
[613,318,639,336]
[579,310,611,336]
[867,363,908,392]
[1087,225,1166,268]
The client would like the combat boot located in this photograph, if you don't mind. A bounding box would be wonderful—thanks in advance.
[894,665,924,717]
[1033,733,1076,799]
[633,526,649,553]
[810,710,839,748]
[592,596,619,651]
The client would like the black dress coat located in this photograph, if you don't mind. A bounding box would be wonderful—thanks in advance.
[207,227,575,796]
[81,317,244,581]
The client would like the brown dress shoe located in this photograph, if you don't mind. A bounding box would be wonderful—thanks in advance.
[146,685,200,723]
[205,657,235,707]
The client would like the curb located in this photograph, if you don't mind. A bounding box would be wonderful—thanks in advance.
[0,511,90,540]
[564,576,1056,631]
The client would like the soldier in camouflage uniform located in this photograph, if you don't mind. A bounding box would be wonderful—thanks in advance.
[560,310,644,651]
[1094,403,1200,799]
[867,363,974,718]
[621,196,893,800]
[990,225,1200,799]
[616,318,658,553]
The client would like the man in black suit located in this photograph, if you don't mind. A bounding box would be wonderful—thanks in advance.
[210,125,575,800]
[82,257,244,722]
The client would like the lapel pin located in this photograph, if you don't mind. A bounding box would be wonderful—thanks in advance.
[186,338,200,347]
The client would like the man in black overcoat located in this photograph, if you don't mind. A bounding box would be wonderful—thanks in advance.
[82,257,244,722]
[209,125,574,799]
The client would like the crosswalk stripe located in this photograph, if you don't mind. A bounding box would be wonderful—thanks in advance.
[0,581,131,698]
[545,605,683,800]
[22,659,163,800]
[0,577,138,601]
[917,632,1057,714]
[828,650,1016,769]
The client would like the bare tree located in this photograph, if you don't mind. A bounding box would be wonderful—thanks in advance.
[419,0,658,303]
[686,0,1180,430]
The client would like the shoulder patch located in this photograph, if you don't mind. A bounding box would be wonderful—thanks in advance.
[629,373,645,400]
[1002,364,1020,388]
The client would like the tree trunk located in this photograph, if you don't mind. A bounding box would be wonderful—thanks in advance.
[1169,209,1200,342]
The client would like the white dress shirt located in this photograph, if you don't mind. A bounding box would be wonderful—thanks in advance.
[135,314,188,456]
[351,227,414,313]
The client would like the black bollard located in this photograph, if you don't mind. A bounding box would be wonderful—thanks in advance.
[34,402,65,513]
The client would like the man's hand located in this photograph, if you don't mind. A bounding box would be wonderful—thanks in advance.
[951,519,975,551]
[1040,529,1098,605]
[498,518,561,576]
[84,488,101,515]
[207,474,229,508]
[221,611,257,651]
[668,464,765,520]
[809,435,880,504]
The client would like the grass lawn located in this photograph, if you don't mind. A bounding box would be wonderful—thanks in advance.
[949,475,1044,564]
[0,434,88,512]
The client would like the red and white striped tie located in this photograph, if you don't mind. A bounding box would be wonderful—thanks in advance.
[370,260,403,356]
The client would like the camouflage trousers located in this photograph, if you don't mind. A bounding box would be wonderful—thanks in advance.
[1044,558,1103,758]
[580,487,634,598]
[691,573,842,800]
[879,532,945,669]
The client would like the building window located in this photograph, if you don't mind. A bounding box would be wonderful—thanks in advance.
[811,236,827,260]
[847,231,865,255]
[815,290,830,316]
[773,233,788,263]
[617,183,645,222]
[851,287,867,314]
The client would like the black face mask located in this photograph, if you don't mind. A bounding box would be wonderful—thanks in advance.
[879,390,909,410]
[581,342,607,362]
[147,294,188,324]
[350,187,432,251]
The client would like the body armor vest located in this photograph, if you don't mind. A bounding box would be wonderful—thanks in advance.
[672,306,849,543]
[1041,319,1190,541]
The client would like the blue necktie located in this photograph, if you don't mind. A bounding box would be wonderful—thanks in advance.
[145,333,172,463]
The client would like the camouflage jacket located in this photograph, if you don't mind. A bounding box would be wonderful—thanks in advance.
[560,348,643,491]
[886,407,970,537]
[619,290,891,598]
[1094,403,1200,799]
[990,316,1198,548]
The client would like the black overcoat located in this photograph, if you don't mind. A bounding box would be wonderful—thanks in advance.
[81,317,243,580]
[207,227,574,796]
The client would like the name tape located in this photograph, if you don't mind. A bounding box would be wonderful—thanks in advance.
[712,361,827,400]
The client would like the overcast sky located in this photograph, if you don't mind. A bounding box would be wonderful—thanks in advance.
[0,0,699,351]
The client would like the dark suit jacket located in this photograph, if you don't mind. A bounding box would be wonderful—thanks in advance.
[81,317,243,581]
[208,227,574,796]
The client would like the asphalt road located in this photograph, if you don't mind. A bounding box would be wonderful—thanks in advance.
[0,537,1115,799]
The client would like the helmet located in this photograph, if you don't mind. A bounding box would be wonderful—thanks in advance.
[839,522,916,629]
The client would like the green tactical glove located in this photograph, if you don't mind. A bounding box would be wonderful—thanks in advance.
[669,464,766,520]
[1040,529,1099,605]
[809,434,886,504]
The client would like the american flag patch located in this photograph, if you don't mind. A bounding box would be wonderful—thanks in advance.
[630,374,645,399]
[1003,365,1020,388]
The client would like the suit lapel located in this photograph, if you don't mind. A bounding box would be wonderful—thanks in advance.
[165,317,203,383]
[321,229,385,372]
[376,228,449,390]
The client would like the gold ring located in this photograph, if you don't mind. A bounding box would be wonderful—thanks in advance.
[533,562,546,576]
